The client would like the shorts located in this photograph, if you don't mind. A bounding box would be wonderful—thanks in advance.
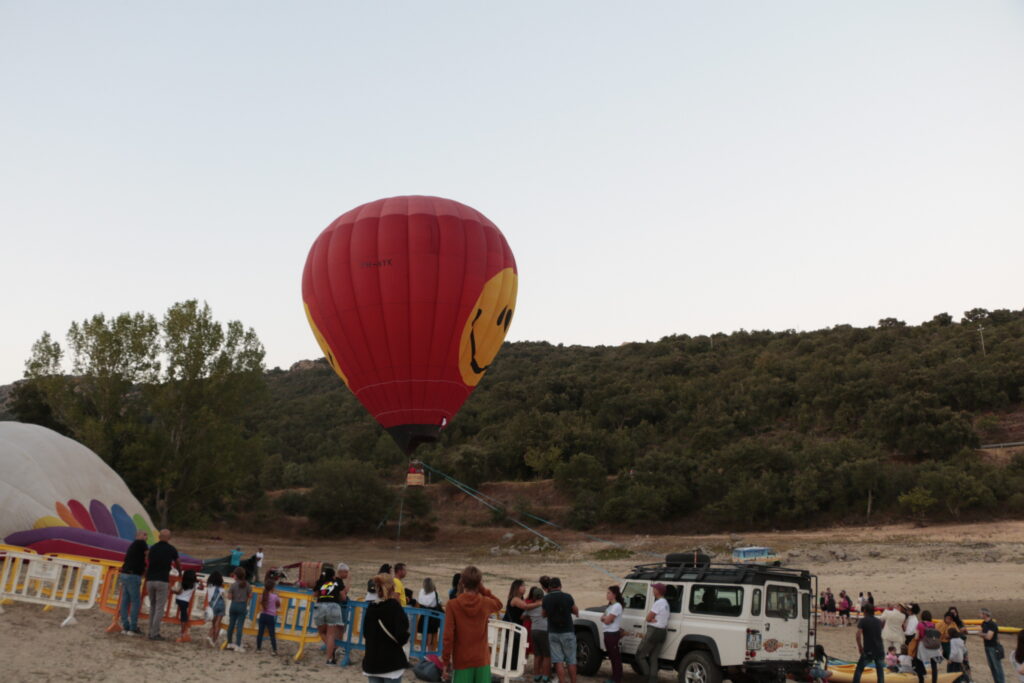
[452,666,491,683]
[548,631,577,666]
[531,630,551,658]
[176,598,191,623]
[315,601,344,627]
[211,600,226,617]
[839,609,851,617]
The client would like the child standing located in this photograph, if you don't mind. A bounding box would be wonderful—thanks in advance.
[206,571,226,647]
[226,566,252,652]
[175,570,203,643]
[257,577,280,655]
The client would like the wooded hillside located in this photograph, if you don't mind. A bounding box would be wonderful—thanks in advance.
[6,307,1024,532]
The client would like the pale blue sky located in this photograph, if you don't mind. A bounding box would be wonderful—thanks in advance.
[2,1,1023,384]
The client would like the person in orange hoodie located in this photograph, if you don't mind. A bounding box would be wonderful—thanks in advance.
[443,565,503,683]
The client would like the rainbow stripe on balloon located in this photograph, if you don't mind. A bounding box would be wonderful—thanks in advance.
[4,498,200,569]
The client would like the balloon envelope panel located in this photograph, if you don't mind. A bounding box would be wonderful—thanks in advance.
[302,195,517,453]
[0,423,156,546]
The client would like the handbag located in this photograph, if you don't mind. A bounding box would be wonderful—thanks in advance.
[995,642,1006,660]
[414,658,442,682]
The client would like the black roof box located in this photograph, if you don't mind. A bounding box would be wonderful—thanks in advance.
[665,551,710,568]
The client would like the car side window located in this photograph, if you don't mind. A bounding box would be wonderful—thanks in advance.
[622,582,648,611]
[751,588,762,616]
[689,585,744,617]
[663,583,684,613]
[766,585,798,619]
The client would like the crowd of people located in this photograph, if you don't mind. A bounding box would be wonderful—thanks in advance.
[114,531,596,683]
[812,597,1023,683]
[114,535,1024,683]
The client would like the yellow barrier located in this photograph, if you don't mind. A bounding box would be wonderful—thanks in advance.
[216,583,322,660]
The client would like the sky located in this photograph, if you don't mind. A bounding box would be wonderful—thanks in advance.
[2,1,1023,385]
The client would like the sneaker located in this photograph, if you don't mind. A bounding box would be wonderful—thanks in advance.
[226,643,237,650]
[123,630,136,637]
[271,651,278,657]
[235,645,246,653]
[131,628,143,635]
[149,635,165,641]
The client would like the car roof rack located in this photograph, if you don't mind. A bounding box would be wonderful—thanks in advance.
[624,555,812,590]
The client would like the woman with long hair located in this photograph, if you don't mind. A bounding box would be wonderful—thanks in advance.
[226,566,252,651]
[363,573,410,683]
[601,586,626,683]
[418,577,442,652]
[314,566,347,665]
[505,579,541,671]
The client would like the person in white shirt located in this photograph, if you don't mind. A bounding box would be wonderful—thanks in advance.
[256,548,264,574]
[947,629,967,674]
[904,604,920,645]
[636,583,671,683]
[881,604,906,652]
[601,586,625,683]
[417,577,442,652]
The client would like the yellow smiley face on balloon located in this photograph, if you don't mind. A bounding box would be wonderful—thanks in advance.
[458,268,518,386]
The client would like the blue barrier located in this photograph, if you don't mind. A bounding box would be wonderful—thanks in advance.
[333,600,445,667]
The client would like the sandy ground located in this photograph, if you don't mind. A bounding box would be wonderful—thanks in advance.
[2,520,1023,683]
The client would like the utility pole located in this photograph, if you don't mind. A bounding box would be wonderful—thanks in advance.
[978,325,987,356]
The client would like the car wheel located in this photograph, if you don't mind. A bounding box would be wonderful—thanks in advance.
[677,651,722,683]
[575,629,602,677]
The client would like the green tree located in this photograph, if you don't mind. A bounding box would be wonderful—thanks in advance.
[898,486,937,525]
[24,314,160,472]
[144,300,265,526]
[306,459,395,534]
[22,301,265,528]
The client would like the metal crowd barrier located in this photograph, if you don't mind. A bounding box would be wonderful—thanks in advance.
[0,548,104,626]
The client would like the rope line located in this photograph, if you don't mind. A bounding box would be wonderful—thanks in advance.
[415,461,663,562]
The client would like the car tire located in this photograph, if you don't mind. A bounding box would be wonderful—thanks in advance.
[677,651,722,683]
[575,629,602,677]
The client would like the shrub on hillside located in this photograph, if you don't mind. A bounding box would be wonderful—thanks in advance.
[306,459,394,535]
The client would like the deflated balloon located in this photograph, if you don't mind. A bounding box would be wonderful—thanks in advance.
[302,195,518,454]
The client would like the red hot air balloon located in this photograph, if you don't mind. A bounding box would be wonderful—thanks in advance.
[302,196,518,454]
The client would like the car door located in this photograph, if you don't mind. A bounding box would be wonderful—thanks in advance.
[762,582,804,661]
[618,581,649,656]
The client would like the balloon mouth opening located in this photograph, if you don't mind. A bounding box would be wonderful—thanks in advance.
[386,424,442,456]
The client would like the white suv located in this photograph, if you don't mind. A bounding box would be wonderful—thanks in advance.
[574,553,816,683]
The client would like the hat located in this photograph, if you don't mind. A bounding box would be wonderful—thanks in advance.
[652,583,667,594]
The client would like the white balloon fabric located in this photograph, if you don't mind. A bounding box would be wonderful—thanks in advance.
[0,422,156,550]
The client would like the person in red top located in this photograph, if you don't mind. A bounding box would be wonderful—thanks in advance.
[443,566,503,683]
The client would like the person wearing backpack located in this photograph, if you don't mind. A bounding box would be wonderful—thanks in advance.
[914,611,943,683]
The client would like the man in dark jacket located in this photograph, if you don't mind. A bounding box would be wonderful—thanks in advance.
[119,530,148,634]
[145,528,180,640]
